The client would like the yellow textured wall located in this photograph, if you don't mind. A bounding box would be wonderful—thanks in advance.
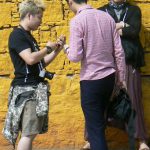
[0,0,150,149]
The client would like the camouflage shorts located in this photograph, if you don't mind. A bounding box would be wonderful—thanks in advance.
[3,81,50,145]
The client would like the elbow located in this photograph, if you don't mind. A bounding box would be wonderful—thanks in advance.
[25,58,36,65]
[68,56,81,63]
[67,53,82,63]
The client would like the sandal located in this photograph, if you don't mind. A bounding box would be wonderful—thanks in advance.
[139,143,150,150]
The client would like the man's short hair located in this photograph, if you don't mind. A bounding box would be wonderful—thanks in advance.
[19,0,45,20]
[66,0,87,4]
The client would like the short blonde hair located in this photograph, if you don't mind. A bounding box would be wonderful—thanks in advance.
[19,0,46,20]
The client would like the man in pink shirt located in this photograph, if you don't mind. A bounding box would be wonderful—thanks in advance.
[64,0,126,149]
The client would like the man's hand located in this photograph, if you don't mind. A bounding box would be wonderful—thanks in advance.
[46,35,66,52]
[46,41,57,50]
[56,35,66,50]
[116,21,124,30]
[117,80,127,90]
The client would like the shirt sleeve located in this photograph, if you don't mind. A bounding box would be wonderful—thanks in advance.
[122,6,141,39]
[9,30,31,54]
[112,20,126,82]
[66,19,84,62]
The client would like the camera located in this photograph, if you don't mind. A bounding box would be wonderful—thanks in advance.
[39,70,54,80]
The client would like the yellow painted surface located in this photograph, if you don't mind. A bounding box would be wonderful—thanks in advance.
[0,0,150,149]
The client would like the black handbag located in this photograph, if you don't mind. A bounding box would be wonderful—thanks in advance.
[107,89,132,121]
[107,88,136,150]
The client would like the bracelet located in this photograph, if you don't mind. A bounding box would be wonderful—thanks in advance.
[46,46,53,54]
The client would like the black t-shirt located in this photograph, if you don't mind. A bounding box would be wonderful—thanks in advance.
[9,27,44,86]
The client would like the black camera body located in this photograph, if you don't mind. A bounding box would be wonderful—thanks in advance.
[39,70,54,80]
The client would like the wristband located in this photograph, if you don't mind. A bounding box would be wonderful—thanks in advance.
[46,46,53,54]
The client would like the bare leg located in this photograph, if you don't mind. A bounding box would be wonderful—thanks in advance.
[17,134,36,150]
[139,140,150,150]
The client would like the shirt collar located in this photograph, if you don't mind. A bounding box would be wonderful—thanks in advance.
[77,5,93,15]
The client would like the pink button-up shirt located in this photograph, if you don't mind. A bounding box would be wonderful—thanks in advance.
[66,5,126,82]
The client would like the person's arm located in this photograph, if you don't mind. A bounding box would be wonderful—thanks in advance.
[119,6,141,38]
[18,34,65,66]
[112,20,126,86]
[43,47,61,66]
[19,47,48,65]
[11,31,58,65]
[19,41,58,65]
[43,36,66,66]
[65,19,83,62]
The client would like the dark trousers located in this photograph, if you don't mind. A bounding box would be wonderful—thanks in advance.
[80,73,115,150]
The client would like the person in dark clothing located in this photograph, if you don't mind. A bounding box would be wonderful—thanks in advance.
[81,0,149,150]
[2,0,65,149]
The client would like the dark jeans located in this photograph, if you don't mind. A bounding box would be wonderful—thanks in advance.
[80,73,115,150]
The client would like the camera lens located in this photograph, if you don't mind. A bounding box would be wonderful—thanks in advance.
[45,72,54,80]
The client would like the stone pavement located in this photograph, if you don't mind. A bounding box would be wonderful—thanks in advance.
[0,148,123,150]
[0,142,131,150]
[32,148,130,150]
[32,146,130,150]
[0,146,129,150]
